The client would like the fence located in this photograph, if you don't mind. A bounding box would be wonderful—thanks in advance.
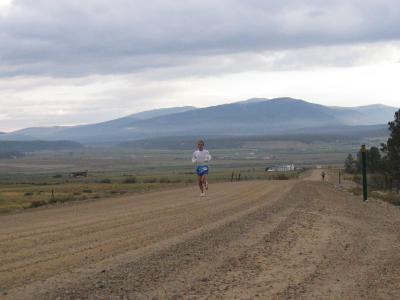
[354,174,400,193]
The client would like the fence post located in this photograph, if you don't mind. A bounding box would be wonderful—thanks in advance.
[361,144,368,201]
[338,169,341,184]
[231,171,234,182]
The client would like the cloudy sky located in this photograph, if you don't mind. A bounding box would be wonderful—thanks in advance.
[0,0,400,131]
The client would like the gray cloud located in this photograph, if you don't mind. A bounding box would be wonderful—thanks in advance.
[2,0,400,131]
[1,0,400,77]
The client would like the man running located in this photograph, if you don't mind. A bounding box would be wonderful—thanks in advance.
[192,139,211,197]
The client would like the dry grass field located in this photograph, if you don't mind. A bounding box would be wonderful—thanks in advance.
[0,149,304,213]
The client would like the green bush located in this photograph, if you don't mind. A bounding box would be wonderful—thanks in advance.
[159,178,171,183]
[274,174,290,180]
[49,195,78,203]
[171,178,183,183]
[371,191,400,206]
[24,192,34,196]
[30,200,47,208]
[98,179,111,184]
[143,177,158,183]
[83,189,93,193]
[123,177,137,184]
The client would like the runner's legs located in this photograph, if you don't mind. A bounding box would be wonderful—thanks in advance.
[202,174,208,190]
[197,175,204,193]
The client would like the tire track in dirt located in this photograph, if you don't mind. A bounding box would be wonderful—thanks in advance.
[1,181,293,298]
[2,177,400,299]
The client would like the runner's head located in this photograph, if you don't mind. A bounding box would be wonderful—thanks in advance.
[197,139,205,151]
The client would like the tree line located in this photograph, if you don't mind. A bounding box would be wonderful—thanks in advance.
[0,140,83,152]
[344,109,400,187]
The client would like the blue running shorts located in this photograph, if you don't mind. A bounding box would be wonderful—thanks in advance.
[196,165,209,176]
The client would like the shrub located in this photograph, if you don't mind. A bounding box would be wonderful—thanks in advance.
[353,174,362,184]
[159,178,171,183]
[83,189,93,193]
[143,177,158,183]
[48,197,58,204]
[123,177,137,184]
[371,191,400,206]
[48,195,76,204]
[30,200,47,208]
[274,174,290,180]
[53,174,63,178]
[98,179,111,184]
[24,192,34,196]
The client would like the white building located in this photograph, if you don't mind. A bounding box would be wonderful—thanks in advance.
[266,164,295,172]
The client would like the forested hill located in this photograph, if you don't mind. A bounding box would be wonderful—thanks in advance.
[0,140,83,153]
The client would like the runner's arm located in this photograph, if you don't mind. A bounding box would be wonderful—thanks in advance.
[192,151,197,163]
[205,151,211,162]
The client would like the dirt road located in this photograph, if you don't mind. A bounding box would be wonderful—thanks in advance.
[1,171,400,299]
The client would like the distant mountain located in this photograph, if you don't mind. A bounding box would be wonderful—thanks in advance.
[127,106,196,120]
[351,104,398,125]
[119,124,388,150]
[329,104,397,125]
[3,106,195,141]
[1,98,397,143]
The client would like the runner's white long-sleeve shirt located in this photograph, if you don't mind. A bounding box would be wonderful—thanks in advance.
[192,150,211,164]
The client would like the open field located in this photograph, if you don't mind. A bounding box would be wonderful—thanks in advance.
[0,164,299,213]
[0,148,307,212]
[0,136,381,212]
[0,139,364,173]
[2,170,400,299]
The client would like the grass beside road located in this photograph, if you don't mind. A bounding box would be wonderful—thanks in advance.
[347,173,400,206]
[350,186,400,205]
[0,168,301,213]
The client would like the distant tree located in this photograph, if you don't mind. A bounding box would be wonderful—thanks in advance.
[380,144,392,174]
[355,151,362,173]
[382,110,400,180]
[344,154,356,173]
[353,146,383,174]
[367,146,382,173]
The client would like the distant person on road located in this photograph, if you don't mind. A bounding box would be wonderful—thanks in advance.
[192,139,211,197]
[321,171,326,181]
